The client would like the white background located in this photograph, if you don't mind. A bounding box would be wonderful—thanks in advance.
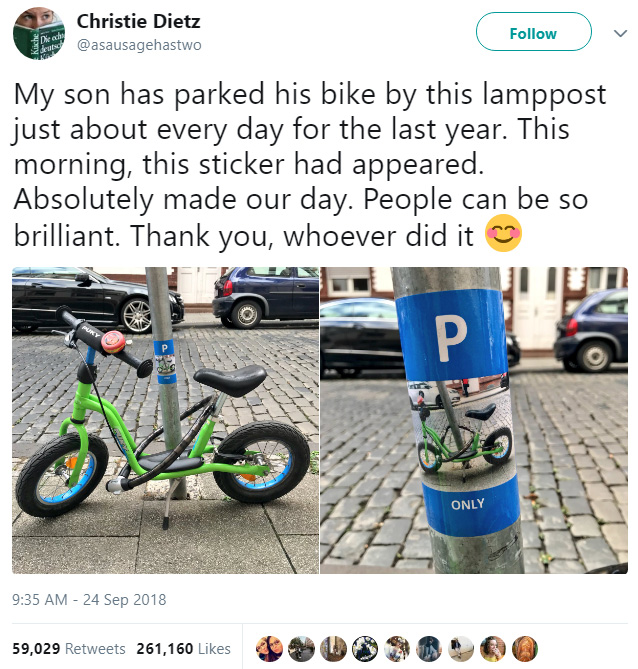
[4,1,635,667]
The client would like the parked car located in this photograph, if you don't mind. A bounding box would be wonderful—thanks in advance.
[506,333,521,367]
[407,381,461,409]
[320,298,402,377]
[554,287,628,372]
[320,297,522,377]
[12,267,184,334]
[212,267,319,329]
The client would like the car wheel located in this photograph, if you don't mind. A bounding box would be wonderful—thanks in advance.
[320,353,325,379]
[231,300,262,329]
[577,341,612,373]
[121,298,152,334]
[436,396,443,409]
[337,368,361,378]
[13,324,38,333]
[562,357,580,372]
[220,316,234,328]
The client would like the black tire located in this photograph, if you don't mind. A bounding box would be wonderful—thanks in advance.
[576,340,612,373]
[320,353,326,379]
[121,297,152,334]
[337,368,361,378]
[13,324,38,333]
[213,422,310,503]
[483,426,513,465]
[435,395,443,409]
[16,434,109,518]
[418,443,442,473]
[220,316,234,328]
[562,357,580,372]
[231,300,262,329]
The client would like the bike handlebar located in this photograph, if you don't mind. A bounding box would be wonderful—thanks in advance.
[56,306,153,379]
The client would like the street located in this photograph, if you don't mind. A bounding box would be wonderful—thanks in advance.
[320,359,628,573]
[12,317,319,574]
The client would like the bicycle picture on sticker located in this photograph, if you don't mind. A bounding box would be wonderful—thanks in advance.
[408,374,513,476]
[155,354,176,374]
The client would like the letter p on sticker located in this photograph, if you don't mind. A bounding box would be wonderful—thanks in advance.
[435,315,467,363]
[162,344,168,353]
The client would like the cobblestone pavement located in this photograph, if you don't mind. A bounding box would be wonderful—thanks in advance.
[12,320,319,574]
[320,360,628,574]
[12,321,319,451]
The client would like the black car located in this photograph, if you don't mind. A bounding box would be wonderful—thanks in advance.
[12,267,184,334]
[213,267,319,329]
[320,298,521,377]
[554,287,628,372]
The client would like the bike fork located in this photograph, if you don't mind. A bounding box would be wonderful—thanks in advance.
[163,478,182,531]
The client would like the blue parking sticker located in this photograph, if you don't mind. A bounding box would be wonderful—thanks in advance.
[396,289,508,381]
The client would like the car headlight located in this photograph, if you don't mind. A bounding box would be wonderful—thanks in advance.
[506,336,513,346]
[169,294,177,304]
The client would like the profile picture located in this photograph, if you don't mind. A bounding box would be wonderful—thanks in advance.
[288,636,315,662]
[320,637,347,662]
[14,8,65,59]
[384,636,410,662]
[352,636,378,662]
[512,637,538,662]
[449,637,474,662]
[256,636,283,662]
[480,636,505,662]
[417,636,441,662]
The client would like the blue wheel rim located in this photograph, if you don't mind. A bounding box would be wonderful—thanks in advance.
[491,434,511,459]
[234,441,293,489]
[37,452,97,504]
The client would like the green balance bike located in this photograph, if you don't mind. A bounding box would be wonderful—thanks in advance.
[16,307,310,529]
[416,404,512,473]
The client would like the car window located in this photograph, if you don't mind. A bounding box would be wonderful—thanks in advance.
[595,291,628,315]
[12,267,31,277]
[297,267,319,278]
[246,267,292,277]
[320,302,353,318]
[351,301,397,319]
[30,267,80,279]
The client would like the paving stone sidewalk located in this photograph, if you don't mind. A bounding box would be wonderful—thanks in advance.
[320,360,628,574]
[12,319,319,574]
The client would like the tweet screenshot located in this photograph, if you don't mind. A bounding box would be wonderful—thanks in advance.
[6,0,633,666]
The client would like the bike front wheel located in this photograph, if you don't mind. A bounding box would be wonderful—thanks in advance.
[482,427,513,465]
[213,422,310,503]
[418,443,442,473]
[16,434,109,517]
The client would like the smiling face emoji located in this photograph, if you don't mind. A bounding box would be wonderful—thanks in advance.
[485,214,522,251]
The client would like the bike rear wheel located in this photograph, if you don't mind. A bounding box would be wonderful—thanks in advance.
[213,422,310,503]
[482,427,513,465]
[16,434,109,517]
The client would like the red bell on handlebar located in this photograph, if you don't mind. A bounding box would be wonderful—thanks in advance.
[101,330,126,354]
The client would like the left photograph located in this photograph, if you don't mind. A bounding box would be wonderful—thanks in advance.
[12,266,320,574]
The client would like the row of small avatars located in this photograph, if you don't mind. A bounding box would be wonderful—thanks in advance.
[256,635,539,662]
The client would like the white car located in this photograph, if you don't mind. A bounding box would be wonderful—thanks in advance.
[408,381,461,409]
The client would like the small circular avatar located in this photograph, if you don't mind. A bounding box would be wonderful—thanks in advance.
[256,636,283,662]
[485,214,522,251]
[480,636,505,662]
[384,636,410,662]
[14,7,65,59]
[288,636,315,662]
[512,636,538,662]
[352,636,378,662]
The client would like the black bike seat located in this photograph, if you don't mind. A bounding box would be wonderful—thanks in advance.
[464,403,496,421]
[137,448,204,472]
[193,365,267,397]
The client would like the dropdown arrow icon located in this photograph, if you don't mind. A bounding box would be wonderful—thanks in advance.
[614,29,627,37]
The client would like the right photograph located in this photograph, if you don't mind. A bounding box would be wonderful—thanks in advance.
[320,267,628,574]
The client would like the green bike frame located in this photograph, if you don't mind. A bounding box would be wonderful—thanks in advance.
[420,420,504,465]
[58,367,270,487]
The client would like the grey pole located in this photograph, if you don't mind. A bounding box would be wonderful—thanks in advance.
[145,267,186,500]
[392,267,524,573]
